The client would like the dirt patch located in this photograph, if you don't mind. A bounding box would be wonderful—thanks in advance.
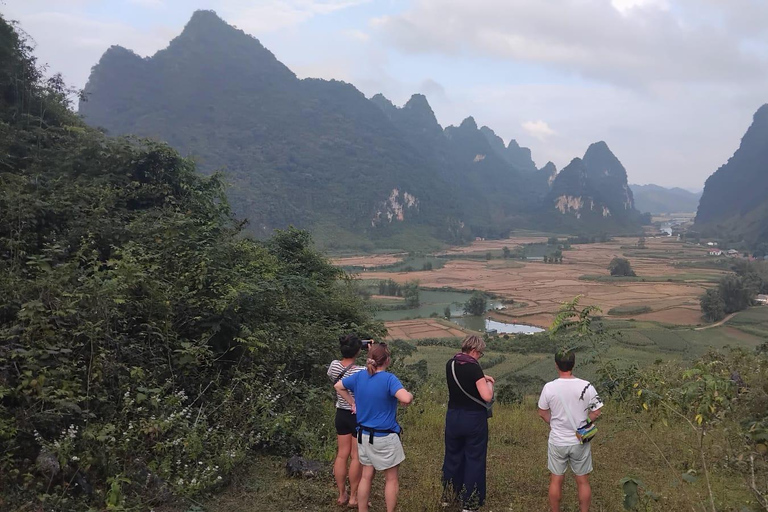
[435,236,549,255]
[364,237,725,327]
[384,319,474,340]
[333,254,405,268]
[719,326,764,342]
[634,307,704,326]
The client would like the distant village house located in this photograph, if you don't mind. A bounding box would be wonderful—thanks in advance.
[708,249,723,256]
[757,294,768,305]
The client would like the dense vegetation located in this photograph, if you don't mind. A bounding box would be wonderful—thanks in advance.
[79,10,644,251]
[700,260,768,322]
[696,104,768,247]
[0,18,381,510]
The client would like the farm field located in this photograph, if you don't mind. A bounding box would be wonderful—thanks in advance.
[401,308,768,385]
[355,236,727,335]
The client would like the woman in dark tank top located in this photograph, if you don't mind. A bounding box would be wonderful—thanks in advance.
[442,335,495,512]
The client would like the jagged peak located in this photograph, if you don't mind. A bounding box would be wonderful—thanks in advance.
[371,93,395,107]
[459,116,478,130]
[101,45,142,60]
[183,10,232,34]
[540,161,557,173]
[507,139,523,150]
[404,93,431,111]
[752,104,768,125]
[585,140,611,154]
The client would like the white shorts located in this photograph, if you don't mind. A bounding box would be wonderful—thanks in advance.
[548,442,593,476]
[357,433,405,471]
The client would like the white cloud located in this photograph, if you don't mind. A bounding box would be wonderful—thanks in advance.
[611,0,668,14]
[374,0,768,88]
[342,29,369,42]
[127,0,165,7]
[521,120,556,141]
[216,0,370,33]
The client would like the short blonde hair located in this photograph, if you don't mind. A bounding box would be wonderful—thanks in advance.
[461,335,486,354]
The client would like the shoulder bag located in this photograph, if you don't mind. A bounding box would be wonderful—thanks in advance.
[450,360,494,418]
[553,385,597,443]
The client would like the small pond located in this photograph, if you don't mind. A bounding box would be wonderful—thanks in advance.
[452,317,545,335]
[373,290,502,321]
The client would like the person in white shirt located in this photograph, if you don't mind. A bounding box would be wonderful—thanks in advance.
[537,349,603,512]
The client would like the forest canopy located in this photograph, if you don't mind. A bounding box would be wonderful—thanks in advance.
[0,16,380,510]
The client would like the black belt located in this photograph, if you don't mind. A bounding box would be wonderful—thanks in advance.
[357,424,400,444]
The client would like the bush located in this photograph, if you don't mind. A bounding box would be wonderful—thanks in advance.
[463,292,488,316]
[0,23,382,509]
[609,257,637,277]
[607,305,652,316]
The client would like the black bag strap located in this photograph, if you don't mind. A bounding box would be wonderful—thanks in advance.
[333,362,356,385]
[357,424,399,444]
[451,360,491,410]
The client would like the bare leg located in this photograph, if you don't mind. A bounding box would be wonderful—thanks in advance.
[358,465,375,512]
[549,474,565,512]
[348,436,362,506]
[334,434,352,504]
[574,474,592,512]
[383,465,400,512]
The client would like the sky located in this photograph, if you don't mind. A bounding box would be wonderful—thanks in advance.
[4,0,768,189]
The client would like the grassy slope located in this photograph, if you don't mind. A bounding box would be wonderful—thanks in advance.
[190,309,768,512]
[196,394,754,512]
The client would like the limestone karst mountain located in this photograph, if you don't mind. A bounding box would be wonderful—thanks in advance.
[547,142,642,228]
[81,10,643,247]
[695,104,768,245]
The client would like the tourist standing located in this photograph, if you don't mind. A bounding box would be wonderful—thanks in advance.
[334,342,412,512]
[537,349,603,512]
[328,334,365,507]
[442,335,495,512]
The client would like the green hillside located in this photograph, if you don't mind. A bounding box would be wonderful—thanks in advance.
[0,17,381,510]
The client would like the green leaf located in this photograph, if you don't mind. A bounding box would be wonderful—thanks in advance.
[681,472,698,484]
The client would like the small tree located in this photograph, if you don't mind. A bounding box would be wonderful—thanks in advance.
[403,281,420,308]
[444,306,452,319]
[485,251,492,260]
[548,236,559,246]
[637,236,646,249]
[502,246,510,259]
[700,289,726,322]
[609,257,636,277]
[463,292,487,316]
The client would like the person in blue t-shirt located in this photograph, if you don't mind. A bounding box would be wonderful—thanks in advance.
[335,342,413,512]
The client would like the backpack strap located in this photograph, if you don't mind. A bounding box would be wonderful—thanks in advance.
[334,362,355,384]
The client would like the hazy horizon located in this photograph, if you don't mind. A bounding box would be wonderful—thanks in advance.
[6,0,768,189]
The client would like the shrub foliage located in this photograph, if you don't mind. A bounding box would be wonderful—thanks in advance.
[0,18,380,510]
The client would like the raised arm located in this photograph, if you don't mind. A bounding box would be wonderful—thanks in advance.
[475,377,494,402]
[395,388,413,406]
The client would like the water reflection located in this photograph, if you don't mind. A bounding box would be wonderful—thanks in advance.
[453,316,544,335]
